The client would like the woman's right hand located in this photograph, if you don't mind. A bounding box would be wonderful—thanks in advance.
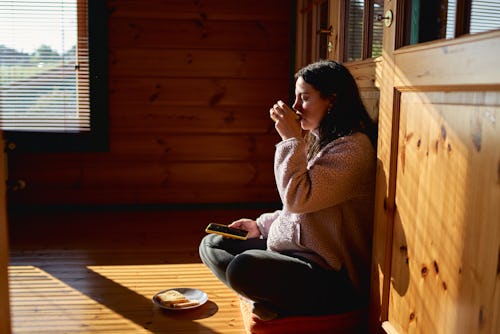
[229,218,261,238]
[270,100,302,141]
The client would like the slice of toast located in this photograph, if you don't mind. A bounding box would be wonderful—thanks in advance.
[170,300,200,308]
[156,290,190,307]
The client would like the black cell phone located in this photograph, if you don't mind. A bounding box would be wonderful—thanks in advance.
[205,223,248,240]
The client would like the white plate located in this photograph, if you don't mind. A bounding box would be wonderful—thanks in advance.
[152,288,208,310]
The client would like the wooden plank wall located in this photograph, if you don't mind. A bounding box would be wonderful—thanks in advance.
[345,58,382,123]
[7,0,293,206]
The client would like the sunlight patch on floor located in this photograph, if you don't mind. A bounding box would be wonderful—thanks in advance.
[9,262,244,333]
[9,265,148,333]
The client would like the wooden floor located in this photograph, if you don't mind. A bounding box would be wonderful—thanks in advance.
[8,207,270,334]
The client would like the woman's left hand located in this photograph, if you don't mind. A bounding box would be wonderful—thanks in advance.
[229,219,261,239]
[270,100,302,140]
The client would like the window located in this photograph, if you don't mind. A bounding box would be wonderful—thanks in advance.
[295,0,332,68]
[296,0,500,66]
[295,0,384,66]
[342,0,384,62]
[470,1,500,34]
[0,0,108,152]
[405,0,500,46]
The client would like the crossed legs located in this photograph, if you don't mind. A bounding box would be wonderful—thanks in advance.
[199,234,358,317]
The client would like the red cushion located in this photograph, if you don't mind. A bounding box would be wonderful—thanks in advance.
[239,298,368,334]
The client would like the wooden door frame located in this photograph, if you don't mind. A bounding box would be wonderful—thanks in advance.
[0,132,12,333]
[369,0,399,331]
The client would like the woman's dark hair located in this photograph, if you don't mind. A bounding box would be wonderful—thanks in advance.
[295,60,377,158]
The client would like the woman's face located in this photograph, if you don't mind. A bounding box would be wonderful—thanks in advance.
[292,76,331,131]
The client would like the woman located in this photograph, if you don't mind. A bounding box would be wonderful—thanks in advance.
[199,60,377,320]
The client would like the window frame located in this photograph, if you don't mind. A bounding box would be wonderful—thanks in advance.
[398,0,500,49]
[295,0,383,64]
[297,0,499,66]
[3,0,109,153]
[295,0,343,69]
[455,0,472,37]
[339,0,384,62]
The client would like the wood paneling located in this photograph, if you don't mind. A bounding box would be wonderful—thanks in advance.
[0,134,11,334]
[108,20,291,50]
[8,161,278,205]
[108,105,276,134]
[389,90,500,334]
[107,0,291,21]
[346,58,382,122]
[109,78,290,107]
[109,50,290,78]
[373,27,500,334]
[7,0,293,206]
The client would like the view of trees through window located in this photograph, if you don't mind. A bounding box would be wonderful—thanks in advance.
[0,44,77,113]
[0,44,76,80]
[0,0,89,132]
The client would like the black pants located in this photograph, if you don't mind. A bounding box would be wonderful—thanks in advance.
[199,234,361,317]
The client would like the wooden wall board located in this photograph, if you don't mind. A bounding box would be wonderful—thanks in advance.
[7,186,280,206]
[107,0,291,21]
[107,105,276,135]
[346,58,382,121]
[107,134,280,160]
[109,49,290,79]
[9,159,275,187]
[7,0,293,206]
[8,134,280,162]
[387,90,500,334]
[108,78,291,106]
[393,31,500,89]
[108,19,291,51]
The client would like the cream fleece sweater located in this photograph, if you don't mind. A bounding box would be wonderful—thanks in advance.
[256,132,376,297]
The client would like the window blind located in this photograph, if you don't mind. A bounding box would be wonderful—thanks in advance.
[372,1,384,58]
[470,0,500,34]
[347,0,364,62]
[0,0,89,133]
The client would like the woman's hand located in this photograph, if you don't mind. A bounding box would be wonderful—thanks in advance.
[229,218,261,238]
[269,100,302,140]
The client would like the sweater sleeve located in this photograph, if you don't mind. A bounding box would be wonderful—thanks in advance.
[255,210,281,238]
[274,133,374,214]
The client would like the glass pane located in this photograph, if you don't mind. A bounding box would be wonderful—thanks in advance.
[318,0,330,59]
[372,0,384,58]
[347,0,364,62]
[445,0,456,39]
[470,0,500,34]
[407,0,500,45]
[408,0,451,45]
